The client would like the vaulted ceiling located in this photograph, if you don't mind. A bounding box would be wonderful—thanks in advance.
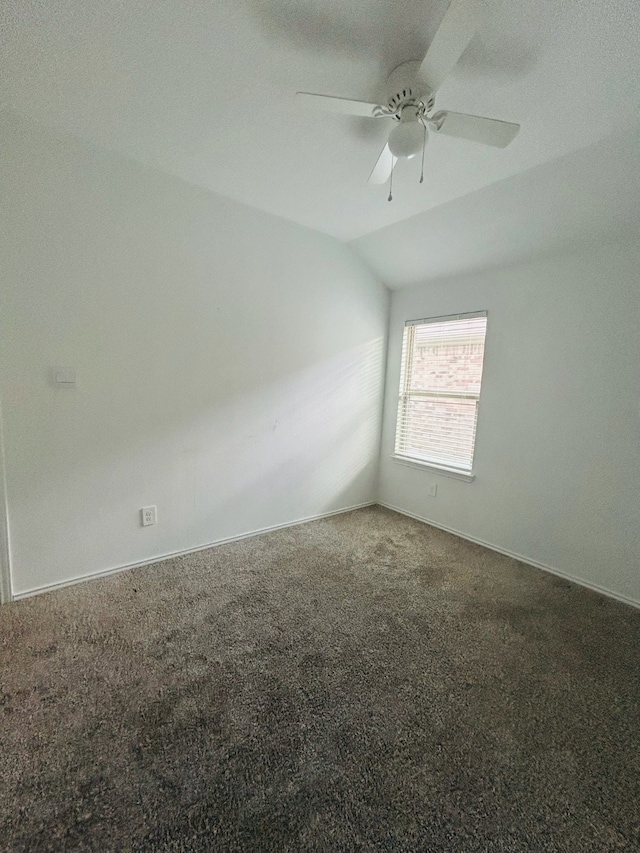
[2,0,640,250]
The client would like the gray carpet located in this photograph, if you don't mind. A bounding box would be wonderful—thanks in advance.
[1,506,639,852]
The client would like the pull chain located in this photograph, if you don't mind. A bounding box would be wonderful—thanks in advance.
[420,121,427,184]
[388,161,394,202]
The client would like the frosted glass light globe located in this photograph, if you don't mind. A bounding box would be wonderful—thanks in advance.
[388,121,426,159]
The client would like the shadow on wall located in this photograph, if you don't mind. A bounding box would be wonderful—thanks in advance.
[151,336,387,545]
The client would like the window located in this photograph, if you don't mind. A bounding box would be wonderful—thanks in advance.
[394,311,487,475]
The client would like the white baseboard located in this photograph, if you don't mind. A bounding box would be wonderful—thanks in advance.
[11,501,376,601]
[377,502,640,611]
[0,400,12,605]
[13,500,639,611]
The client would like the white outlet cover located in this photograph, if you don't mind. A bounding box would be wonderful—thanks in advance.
[141,506,157,526]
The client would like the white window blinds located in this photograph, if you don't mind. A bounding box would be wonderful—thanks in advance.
[395,312,487,473]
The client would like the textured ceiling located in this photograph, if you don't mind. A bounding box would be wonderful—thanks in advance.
[2,0,640,243]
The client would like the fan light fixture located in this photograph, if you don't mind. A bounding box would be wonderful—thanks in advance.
[388,120,426,159]
[296,0,521,198]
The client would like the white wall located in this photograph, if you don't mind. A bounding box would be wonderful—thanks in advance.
[379,243,640,605]
[0,113,388,597]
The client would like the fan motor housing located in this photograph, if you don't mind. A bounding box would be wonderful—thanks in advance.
[385,61,434,117]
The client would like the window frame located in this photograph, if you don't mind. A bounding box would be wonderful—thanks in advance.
[392,311,487,481]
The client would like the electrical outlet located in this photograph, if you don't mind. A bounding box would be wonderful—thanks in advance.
[141,506,157,526]
[428,483,437,497]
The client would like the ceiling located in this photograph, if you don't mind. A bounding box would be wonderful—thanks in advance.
[2,0,640,244]
[353,124,640,287]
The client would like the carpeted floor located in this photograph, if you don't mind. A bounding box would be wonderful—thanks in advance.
[1,506,639,852]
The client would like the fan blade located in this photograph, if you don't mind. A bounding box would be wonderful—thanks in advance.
[430,111,519,147]
[418,0,478,94]
[368,143,397,185]
[296,92,384,118]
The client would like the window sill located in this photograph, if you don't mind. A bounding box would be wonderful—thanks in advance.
[390,455,476,482]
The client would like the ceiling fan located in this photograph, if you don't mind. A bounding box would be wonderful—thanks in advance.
[296,0,520,189]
